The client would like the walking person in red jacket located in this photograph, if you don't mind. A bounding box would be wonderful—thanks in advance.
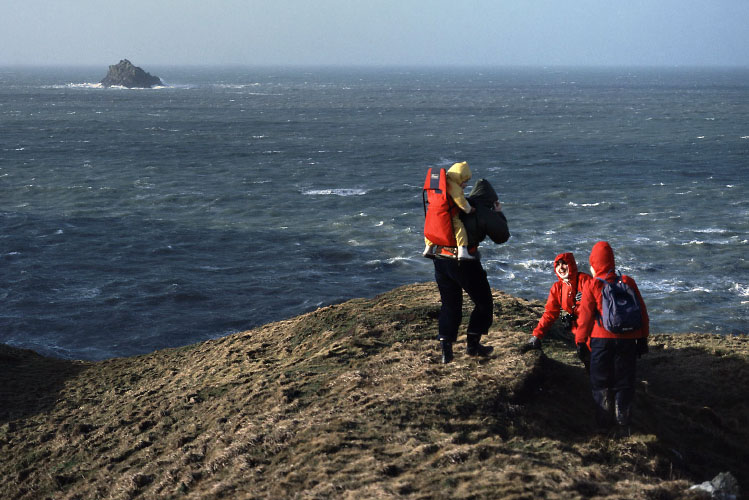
[520,253,593,369]
[576,241,649,434]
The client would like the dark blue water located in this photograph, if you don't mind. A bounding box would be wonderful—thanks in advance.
[1,66,747,360]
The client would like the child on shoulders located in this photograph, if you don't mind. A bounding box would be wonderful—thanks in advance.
[423,161,476,260]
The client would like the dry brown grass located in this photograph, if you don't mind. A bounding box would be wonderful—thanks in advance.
[1,283,747,499]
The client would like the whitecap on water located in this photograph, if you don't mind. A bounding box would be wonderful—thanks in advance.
[302,188,367,196]
[59,83,103,89]
[52,287,102,301]
[515,259,548,272]
[567,201,604,207]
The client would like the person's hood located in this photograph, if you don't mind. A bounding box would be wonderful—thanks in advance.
[589,241,615,278]
[466,178,498,207]
[554,252,579,283]
[447,161,472,184]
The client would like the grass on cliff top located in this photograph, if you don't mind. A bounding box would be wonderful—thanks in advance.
[1,282,747,499]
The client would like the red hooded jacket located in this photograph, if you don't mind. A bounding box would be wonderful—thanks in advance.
[532,252,592,339]
[575,241,649,344]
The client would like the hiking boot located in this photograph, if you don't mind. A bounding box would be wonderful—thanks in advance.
[614,424,631,439]
[457,246,476,260]
[615,400,631,427]
[593,389,615,429]
[466,334,493,357]
[440,341,454,364]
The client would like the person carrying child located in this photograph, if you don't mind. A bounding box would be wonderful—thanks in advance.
[520,252,593,371]
[423,161,476,260]
[421,165,510,364]
[576,241,649,435]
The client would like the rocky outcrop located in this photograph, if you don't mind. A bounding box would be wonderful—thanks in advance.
[100,59,163,88]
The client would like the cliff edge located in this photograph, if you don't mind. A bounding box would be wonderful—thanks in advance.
[1,283,747,498]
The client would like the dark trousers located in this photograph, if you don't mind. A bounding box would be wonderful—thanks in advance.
[589,337,637,425]
[433,258,493,343]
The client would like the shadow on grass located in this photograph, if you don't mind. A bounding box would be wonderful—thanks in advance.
[0,344,87,424]
[636,342,749,490]
[519,337,749,491]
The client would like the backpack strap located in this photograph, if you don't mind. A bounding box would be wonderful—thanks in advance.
[593,274,616,328]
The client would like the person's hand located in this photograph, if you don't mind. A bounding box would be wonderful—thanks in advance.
[576,342,591,373]
[493,201,502,212]
[636,337,649,357]
[576,342,591,363]
[519,335,542,353]
[469,206,476,214]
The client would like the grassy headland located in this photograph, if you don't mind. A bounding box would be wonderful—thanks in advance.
[1,283,747,499]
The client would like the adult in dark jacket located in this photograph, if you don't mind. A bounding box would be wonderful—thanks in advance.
[576,241,649,433]
[431,178,509,364]
[461,179,510,248]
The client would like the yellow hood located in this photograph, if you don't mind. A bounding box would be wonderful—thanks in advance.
[447,161,472,185]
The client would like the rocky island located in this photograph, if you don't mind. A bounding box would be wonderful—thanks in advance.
[1,283,746,498]
[100,59,163,88]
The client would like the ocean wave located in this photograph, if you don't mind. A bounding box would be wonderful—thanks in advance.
[213,83,262,89]
[52,287,102,301]
[680,238,740,246]
[567,201,606,207]
[364,256,417,267]
[647,279,706,295]
[57,83,103,89]
[515,259,548,272]
[302,189,368,196]
[732,283,749,297]
[60,83,170,90]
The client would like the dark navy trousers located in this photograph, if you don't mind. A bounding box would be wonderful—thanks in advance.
[589,337,637,423]
[433,258,493,343]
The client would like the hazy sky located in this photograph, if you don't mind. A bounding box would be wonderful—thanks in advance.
[2,0,748,67]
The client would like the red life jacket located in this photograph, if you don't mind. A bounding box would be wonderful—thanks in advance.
[423,167,458,246]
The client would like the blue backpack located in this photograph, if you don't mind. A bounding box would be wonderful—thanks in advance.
[596,272,642,334]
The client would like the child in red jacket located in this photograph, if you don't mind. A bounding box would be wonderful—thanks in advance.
[576,241,649,434]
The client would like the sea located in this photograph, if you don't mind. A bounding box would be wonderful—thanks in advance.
[1,66,747,361]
